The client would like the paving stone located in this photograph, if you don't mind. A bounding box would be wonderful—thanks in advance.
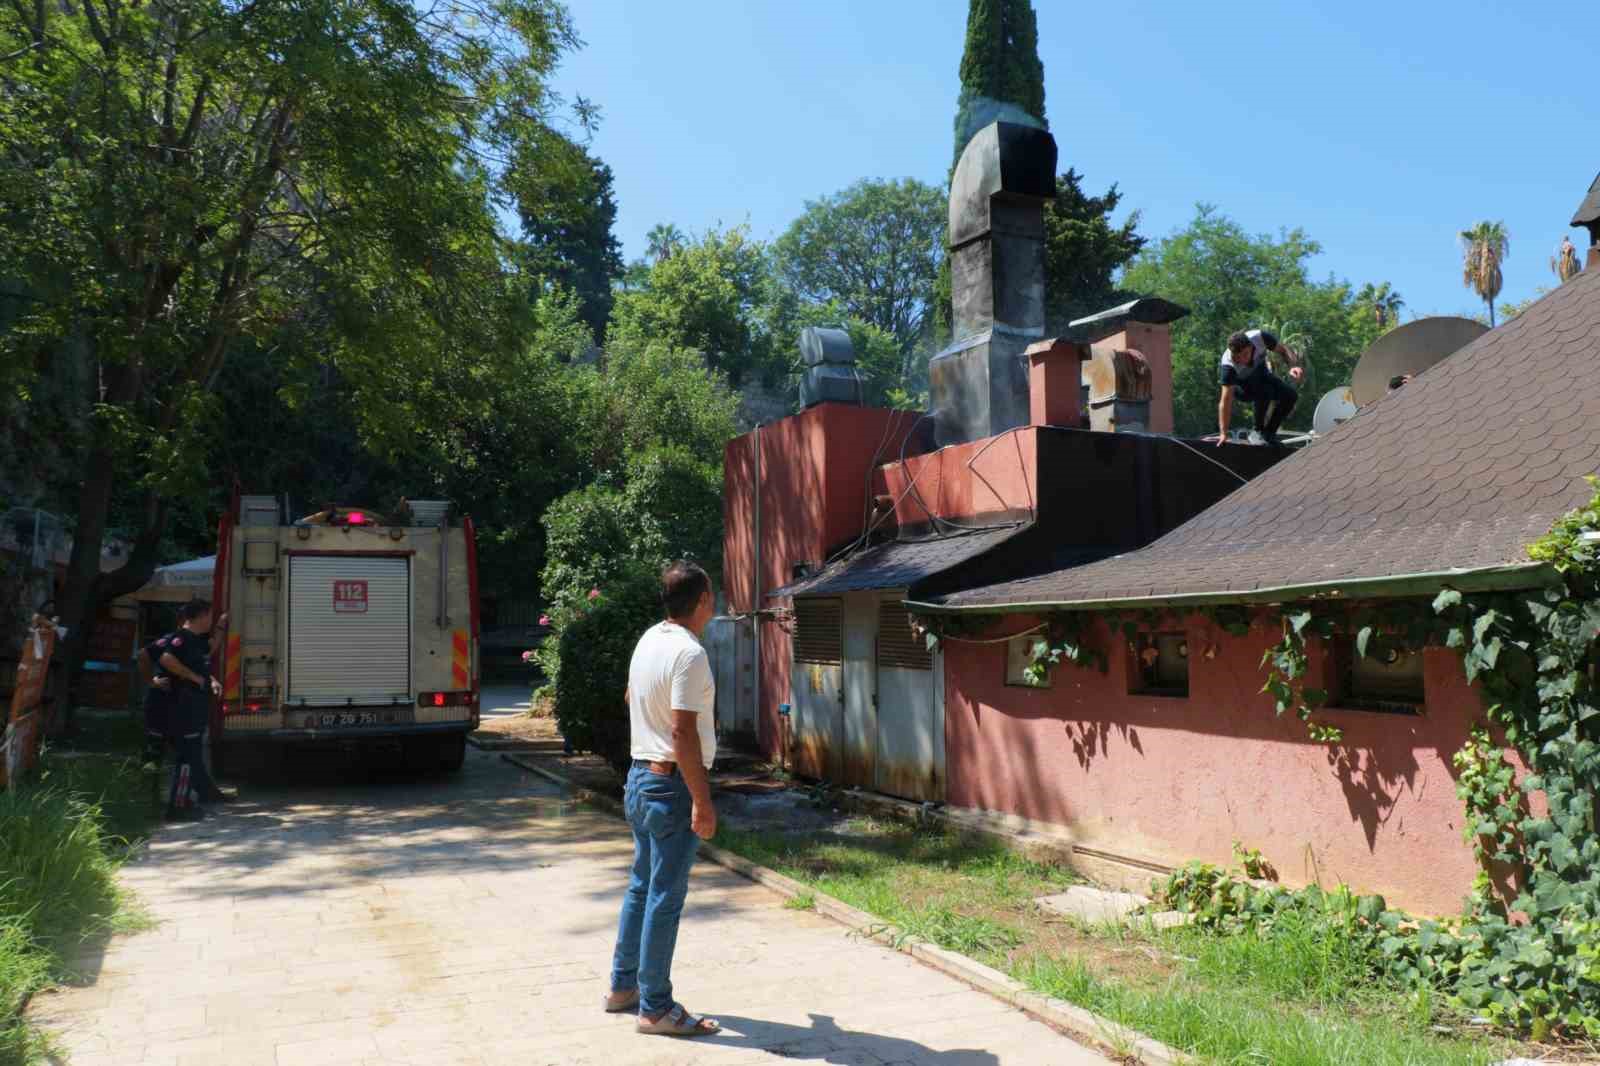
[1034,885,1151,924]
[27,748,1113,1065]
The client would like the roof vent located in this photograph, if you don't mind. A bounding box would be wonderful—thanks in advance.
[404,499,452,527]
[798,327,865,408]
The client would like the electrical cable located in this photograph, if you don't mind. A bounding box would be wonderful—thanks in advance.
[933,621,1048,645]
[1164,435,1250,485]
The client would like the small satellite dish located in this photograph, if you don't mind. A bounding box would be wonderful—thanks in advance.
[1349,317,1488,406]
[1312,387,1358,436]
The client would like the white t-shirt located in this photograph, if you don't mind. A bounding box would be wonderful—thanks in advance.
[628,621,716,769]
[1219,329,1280,385]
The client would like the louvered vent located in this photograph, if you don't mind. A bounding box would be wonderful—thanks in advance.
[877,600,932,671]
[793,598,842,665]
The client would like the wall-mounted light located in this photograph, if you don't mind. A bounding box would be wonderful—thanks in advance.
[1177,641,1189,659]
[1382,647,1402,665]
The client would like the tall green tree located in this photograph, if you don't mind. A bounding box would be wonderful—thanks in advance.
[952,0,1047,162]
[1043,169,1146,329]
[1460,220,1510,326]
[1554,236,1583,284]
[772,178,944,367]
[645,224,686,264]
[0,0,583,720]
[513,133,624,340]
[608,227,780,386]
[1122,206,1395,436]
[1354,282,1405,328]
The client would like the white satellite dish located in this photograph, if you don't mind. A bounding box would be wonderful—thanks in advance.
[1312,386,1358,436]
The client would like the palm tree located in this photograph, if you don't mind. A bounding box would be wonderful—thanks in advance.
[645,223,685,264]
[1460,221,1510,325]
[1357,282,1405,328]
[1553,236,1582,284]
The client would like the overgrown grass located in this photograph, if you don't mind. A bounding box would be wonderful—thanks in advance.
[713,819,1524,1066]
[0,711,158,1066]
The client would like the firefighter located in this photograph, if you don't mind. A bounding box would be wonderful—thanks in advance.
[135,628,176,773]
[157,599,230,820]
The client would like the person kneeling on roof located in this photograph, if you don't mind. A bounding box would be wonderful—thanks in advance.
[1217,328,1304,446]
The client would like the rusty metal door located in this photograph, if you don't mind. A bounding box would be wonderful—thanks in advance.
[790,598,842,781]
[873,596,944,801]
[840,592,879,789]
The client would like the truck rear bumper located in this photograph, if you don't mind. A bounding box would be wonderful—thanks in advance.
[224,721,475,743]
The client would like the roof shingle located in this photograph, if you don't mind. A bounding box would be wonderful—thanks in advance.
[925,268,1600,610]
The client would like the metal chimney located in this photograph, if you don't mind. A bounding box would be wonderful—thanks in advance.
[928,121,1057,446]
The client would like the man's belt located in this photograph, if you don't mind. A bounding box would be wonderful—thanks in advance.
[635,758,678,777]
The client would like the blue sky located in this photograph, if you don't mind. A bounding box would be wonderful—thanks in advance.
[551,1,1596,321]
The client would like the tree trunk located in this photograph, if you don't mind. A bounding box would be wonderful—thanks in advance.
[52,438,119,736]
[1489,297,1496,327]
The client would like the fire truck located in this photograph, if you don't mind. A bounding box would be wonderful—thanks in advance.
[209,495,480,773]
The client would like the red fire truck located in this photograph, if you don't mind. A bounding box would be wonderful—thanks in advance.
[210,495,480,772]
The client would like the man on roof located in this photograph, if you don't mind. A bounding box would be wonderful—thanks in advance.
[1216,329,1305,446]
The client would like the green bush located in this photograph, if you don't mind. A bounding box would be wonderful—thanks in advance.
[550,562,663,772]
[622,444,723,577]
[537,444,723,698]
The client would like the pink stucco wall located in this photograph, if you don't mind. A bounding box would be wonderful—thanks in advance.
[943,609,1497,915]
[723,405,921,755]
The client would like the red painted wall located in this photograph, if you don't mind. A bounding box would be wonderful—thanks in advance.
[943,609,1497,915]
[874,427,1040,528]
[723,405,921,752]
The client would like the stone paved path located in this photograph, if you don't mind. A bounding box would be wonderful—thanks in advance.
[29,747,1112,1066]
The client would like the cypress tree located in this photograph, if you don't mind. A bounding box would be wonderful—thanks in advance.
[952,0,1047,164]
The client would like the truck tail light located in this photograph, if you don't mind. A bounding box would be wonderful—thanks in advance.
[419,691,472,707]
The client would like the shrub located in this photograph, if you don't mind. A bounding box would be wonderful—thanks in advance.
[0,782,128,1064]
[550,562,663,772]
[622,444,723,576]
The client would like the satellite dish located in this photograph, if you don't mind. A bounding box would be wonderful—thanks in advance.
[1349,317,1488,406]
[1312,386,1359,436]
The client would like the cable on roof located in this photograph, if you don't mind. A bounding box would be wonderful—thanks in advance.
[1164,436,1250,485]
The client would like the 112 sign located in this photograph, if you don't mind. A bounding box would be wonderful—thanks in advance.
[333,580,369,613]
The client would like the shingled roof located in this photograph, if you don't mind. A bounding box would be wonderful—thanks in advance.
[914,267,1600,612]
[771,523,1028,598]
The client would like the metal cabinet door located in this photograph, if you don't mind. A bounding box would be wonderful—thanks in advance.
[840,592,879,789]
[790,598,843,781]
[874,595,942,802]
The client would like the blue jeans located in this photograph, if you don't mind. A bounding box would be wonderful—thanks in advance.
[610,762,700,1015]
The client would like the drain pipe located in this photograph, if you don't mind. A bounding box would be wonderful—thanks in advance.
[752,423,762,751]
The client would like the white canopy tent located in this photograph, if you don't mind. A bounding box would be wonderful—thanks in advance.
[131,555,215,603]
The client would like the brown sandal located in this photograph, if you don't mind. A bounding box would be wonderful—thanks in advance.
[602,988,639,1013]
[637,1002,720,1037]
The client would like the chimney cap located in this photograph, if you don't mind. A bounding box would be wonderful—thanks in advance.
[1572,171,1600,240]
[949,121,1057,247]
[1064,296,1190,343]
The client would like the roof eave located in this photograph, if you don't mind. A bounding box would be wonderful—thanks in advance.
[904,561,1558,616]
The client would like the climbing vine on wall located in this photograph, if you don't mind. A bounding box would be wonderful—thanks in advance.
[916,477,1600,1037]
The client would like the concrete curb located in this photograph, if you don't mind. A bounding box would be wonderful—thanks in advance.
[501,753,1188,1066]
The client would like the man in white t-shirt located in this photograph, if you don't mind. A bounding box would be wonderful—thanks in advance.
[604,561,722,1037]
[1216,328,1305,446]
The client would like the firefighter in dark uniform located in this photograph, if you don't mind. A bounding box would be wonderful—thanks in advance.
[157,599,229,820]
[136,629,176,773]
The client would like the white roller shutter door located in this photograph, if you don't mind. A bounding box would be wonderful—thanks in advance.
[287,556,411,704]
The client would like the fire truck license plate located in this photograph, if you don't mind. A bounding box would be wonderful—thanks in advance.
[319,711,378,727]
[333,580,369,613]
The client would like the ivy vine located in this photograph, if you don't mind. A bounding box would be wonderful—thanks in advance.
[925,478,1600,1038]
